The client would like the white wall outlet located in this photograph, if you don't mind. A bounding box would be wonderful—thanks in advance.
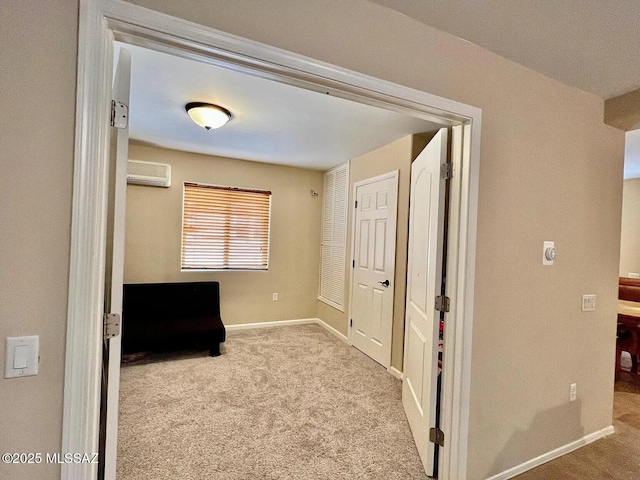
[542,241,556,266]
[629,273,640,279]
[569,383,577,402]
[582,294,596,312]
[5,336,39,378]
[272,293,278,301]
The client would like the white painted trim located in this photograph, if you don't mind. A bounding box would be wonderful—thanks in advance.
[388,367,403,380]
[352,170,400,186]
[317,295,345,313]
[225,317,350,344]
[65,2,482,479]
[102,46,132,480]
[226,318,318,331]
[486,426,615,480]
[61,1,112,479]
[100,1,476,125]
[347,170,400,369]
[439,123,480,480]
[316,318,349,343]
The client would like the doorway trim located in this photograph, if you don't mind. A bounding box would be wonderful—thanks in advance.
[63,1,482,479]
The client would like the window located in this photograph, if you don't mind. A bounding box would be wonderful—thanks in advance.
[318,162,349,310]
[181,182,271,270]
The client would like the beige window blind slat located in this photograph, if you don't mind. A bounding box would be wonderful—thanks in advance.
[182,182,271,270]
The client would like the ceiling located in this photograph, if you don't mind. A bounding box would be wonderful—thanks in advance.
[121,43,440,171]
[123,3,640,177]
[368,0,640,179]
[369,0,640,100]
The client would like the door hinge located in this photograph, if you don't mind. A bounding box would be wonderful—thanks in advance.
[103,313,121,340]
[440,163,453,180]
[352,260,355,268]
[111,100,129,129]
[350,319,353,327]
[355,200,358,209]
[435,295,450,313]
[429,427,445,446]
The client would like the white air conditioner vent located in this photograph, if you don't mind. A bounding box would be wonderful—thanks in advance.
[127,160,171,187]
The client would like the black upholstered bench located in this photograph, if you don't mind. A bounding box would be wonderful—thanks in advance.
[122,281,225,357]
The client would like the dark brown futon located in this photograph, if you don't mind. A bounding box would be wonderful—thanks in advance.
[122,281,226,357]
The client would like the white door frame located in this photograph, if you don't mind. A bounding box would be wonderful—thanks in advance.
[348,170,400,369]
[63,1,482,479]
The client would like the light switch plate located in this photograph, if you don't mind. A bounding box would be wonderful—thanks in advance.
[5,336,39,378]
[582,294,596,312]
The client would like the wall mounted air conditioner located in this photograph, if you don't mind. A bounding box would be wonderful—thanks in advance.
[127,160,171,187]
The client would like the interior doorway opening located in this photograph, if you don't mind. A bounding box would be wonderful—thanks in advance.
[615,129,640,386]
[63,3,482,479]
[114,43,450,478]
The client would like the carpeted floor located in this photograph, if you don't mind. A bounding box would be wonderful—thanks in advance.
[117,324,428,479]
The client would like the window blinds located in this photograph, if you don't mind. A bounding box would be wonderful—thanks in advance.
[319,163,349,309]
[182,182,271,270]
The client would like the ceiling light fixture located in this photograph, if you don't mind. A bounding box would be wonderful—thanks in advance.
[185,102,232,130]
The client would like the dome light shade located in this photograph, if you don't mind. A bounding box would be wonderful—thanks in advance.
[185,102,232,130]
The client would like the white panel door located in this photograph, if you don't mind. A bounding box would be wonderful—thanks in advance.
[101,46,131,480]
[351,172,398,368]
[402,128,448,476]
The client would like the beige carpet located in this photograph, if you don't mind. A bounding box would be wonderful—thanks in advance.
[117,324,429,479]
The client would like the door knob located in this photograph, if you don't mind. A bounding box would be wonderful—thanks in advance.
[378,279,390,287]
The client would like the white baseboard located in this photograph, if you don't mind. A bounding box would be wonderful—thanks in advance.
[388,366,403,380]
[225,317,349,345]
[226,318,317,331]
[486,425,615,480]
[316,318,349,343]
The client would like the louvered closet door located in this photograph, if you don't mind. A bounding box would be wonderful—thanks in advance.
[319,163,348,309]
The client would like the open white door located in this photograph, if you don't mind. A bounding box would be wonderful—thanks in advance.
[99,46,131,480]
[350,172,398,368]
[402,128,448,476]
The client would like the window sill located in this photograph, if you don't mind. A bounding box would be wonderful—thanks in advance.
[180,269,269,273]
[317,295,345,312]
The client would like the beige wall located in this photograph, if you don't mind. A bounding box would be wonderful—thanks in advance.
[350,135,415,371]
[92,2,631,477]
[620,178,640,277]
[318,136,412,362]
[125,143,323,325]
[357,135,437,369]
[0,1,77,478]
[317,134,433,369]
[1,0,626,479]
[605,88,640,131]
